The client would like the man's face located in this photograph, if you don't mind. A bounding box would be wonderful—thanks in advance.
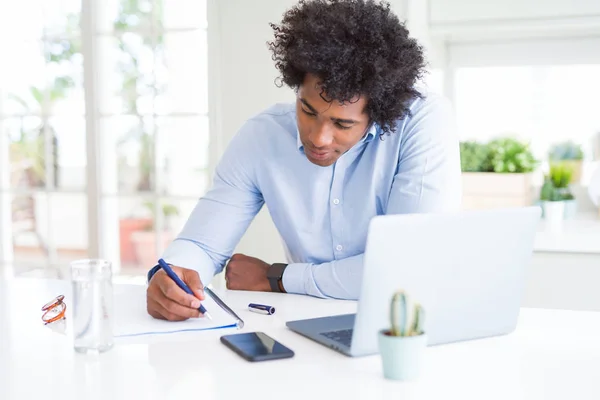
[296,74,370,167]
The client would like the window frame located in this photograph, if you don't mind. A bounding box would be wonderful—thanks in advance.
[0,0,212,274]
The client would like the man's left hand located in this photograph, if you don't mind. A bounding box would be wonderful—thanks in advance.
[225,253,272,291]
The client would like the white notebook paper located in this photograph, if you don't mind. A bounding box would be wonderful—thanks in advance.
[113,284,239,337]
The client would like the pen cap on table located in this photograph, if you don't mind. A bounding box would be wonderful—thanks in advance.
[248,303,275,315]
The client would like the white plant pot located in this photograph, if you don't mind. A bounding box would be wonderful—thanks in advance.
[378,330,427,381]
[563,200,577,219]
[588,164,600,214]
[541,201,565,231]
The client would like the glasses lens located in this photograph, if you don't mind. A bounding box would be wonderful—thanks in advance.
[42,302,66,323]
[41,295,65,311]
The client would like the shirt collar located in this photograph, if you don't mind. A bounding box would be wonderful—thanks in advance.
[296,122,378,153]
[362,122,378,143]
[296,128,304,152]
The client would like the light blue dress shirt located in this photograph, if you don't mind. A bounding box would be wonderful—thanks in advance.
[161,92,462,300]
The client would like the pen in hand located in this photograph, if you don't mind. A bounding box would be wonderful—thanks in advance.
[157,259,212,320]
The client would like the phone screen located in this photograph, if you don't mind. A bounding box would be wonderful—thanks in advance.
[220,332,294,361]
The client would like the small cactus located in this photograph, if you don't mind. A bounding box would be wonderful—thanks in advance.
[389,290,425,337]
[390,291,407,336]
[409,303,425,336]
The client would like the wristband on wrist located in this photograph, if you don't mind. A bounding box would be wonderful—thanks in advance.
[267,263,288,293]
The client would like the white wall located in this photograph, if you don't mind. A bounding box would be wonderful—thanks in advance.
[430,0,600,24]
[448,37,600,67]
[430,0,600,41]
[208,0,296,264]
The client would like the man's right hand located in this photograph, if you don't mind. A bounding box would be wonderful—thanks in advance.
[146,266,206,321]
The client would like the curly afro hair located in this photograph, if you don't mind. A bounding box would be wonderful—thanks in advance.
[268,0,427,134]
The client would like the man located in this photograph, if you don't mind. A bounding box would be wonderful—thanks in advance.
[146,0,461,321]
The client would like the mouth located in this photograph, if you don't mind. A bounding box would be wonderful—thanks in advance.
[305,148,331,161]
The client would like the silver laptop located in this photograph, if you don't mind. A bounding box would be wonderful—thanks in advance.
[286,206,541,357]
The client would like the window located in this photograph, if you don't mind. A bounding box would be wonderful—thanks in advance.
[455,64,600,184]
[417,68,444,97]
[0,0,86,271]
[0,0,210,278]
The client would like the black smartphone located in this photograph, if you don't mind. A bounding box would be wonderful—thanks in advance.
[220,332,295,362]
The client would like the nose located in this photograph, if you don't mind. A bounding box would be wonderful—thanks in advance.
[308,124,334,148]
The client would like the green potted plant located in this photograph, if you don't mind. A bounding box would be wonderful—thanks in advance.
[552,162,576,218]
[460,136,538,210]
[539,176,562,224]
[548,141,584,183]
[459,141,489,172]
[539,163,575,228]
[130,201,180,268]
[378,290,427,381]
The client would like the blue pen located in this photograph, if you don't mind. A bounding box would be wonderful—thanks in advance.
[158,259,212,320]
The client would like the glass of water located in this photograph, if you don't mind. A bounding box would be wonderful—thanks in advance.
[71,259,114,353]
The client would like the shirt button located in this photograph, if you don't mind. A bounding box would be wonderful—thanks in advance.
[336,245,343,251]
[332,198,340,205]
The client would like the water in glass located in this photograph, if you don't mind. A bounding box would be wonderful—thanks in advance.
[71,259,114,353]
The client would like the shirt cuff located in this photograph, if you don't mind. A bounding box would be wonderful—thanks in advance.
[147,264,161,283]
[282,262,310,295]
[159,239,218,287]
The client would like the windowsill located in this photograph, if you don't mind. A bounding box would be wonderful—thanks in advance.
[534,212,600,254]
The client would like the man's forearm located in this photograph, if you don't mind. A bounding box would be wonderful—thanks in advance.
[282,254,364,300]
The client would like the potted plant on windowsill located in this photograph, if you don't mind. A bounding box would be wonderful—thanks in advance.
[551,162,576,218]
[461,137,538,210]
[548,140,584,184]
[130,202,180,268]
[378,290,427,381]
[539,162,575,228]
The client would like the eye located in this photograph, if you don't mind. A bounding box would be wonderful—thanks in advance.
[335,122,352,130]
[301,108,316,117]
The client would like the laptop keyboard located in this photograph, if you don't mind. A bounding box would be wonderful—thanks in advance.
[320,329,354,347]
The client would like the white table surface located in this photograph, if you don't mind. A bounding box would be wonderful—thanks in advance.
[1,277,600,400]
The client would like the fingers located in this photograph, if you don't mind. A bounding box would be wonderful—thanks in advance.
[225,262,232,288]
[225,253,247,290]
[147,296,190,322]
[225,258,235,289]
[229,253,244,262]
[225,270,240,290]
[181,269,205,301]
[225,253,270,291]
[155,271,202,309]
[152,289,201,320]
[147,269,204,321]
